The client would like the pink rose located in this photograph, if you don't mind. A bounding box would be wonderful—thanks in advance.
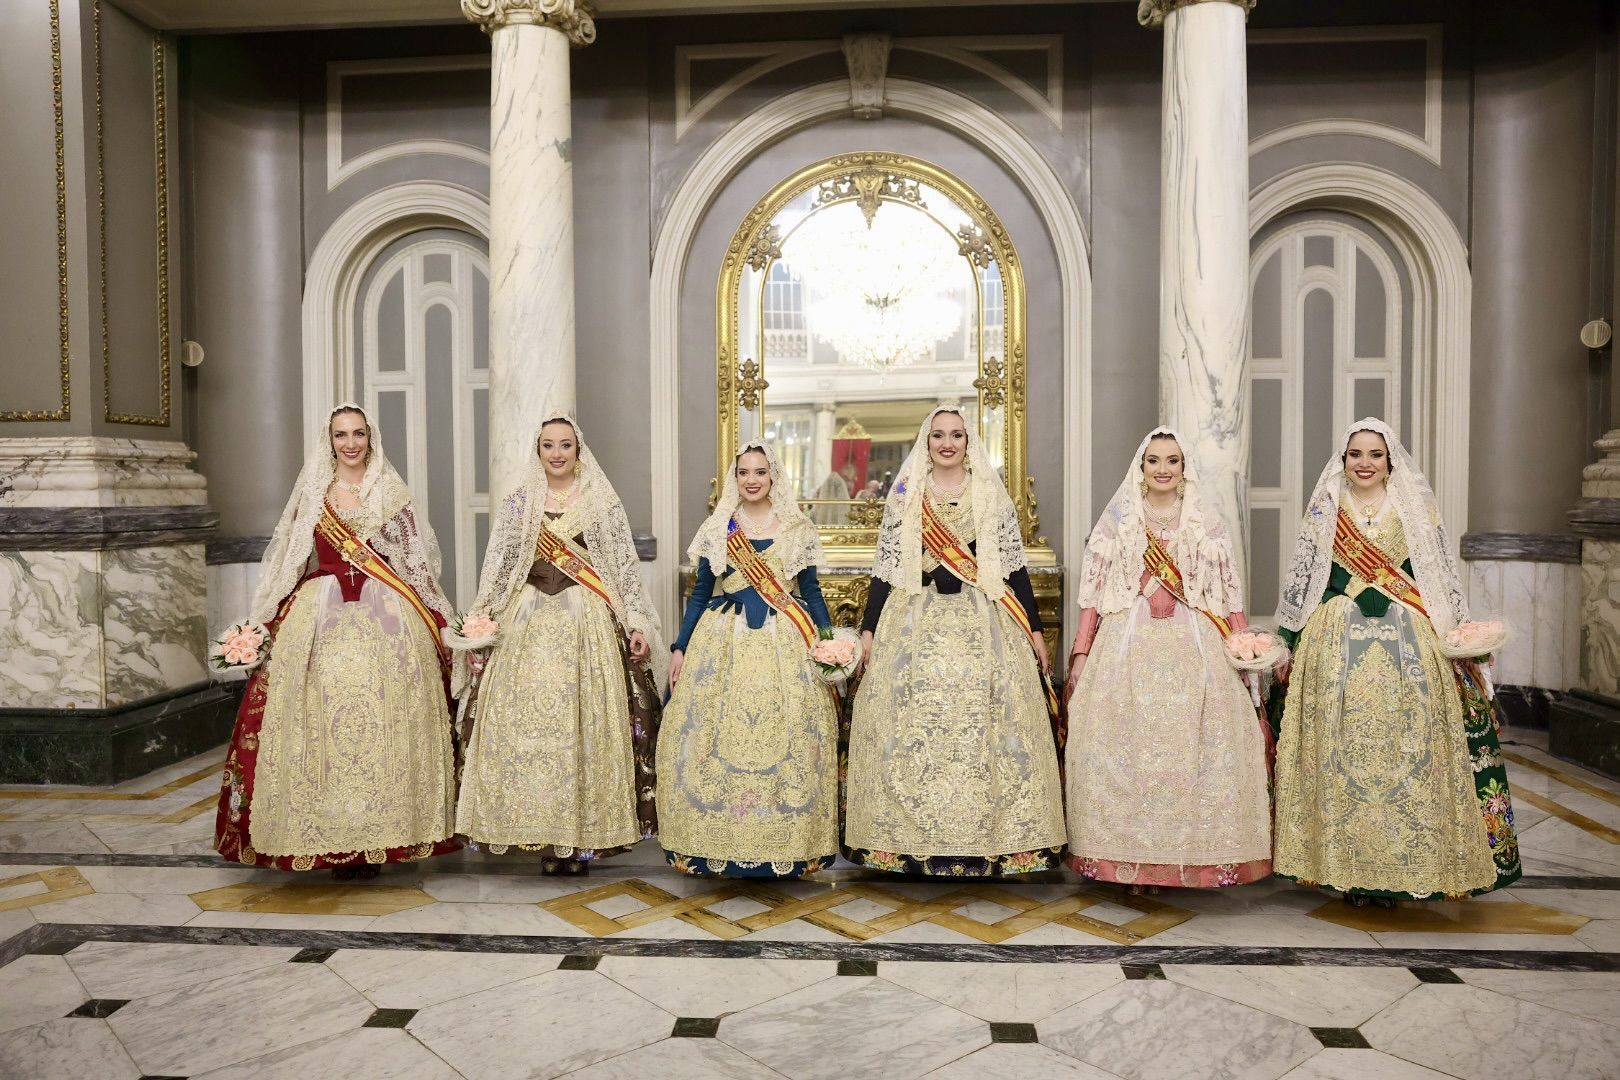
[461,613,498,639]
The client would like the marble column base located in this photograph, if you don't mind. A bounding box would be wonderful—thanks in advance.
[0,682,240,785]
[1495,684,1563,731]
[1547,689,1620,781]
[0,437,207,507]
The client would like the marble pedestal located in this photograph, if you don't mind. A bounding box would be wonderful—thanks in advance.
[0,438,233,783]
[1553,429,1620,778]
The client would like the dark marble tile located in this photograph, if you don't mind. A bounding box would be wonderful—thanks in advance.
[0,506,218,551]
[206,535,270,565]
[1549,691,1620,781]
[363,1008,417,1029]
[137,1075,188,1080]
[1495,687,1559,731]
[989,1022,1038,1043]
[290,948,334,964]
[558,954,600,970]
[1459,531,1580,563]
[1122,964,1165,980]
[672,1017,720,1038]
[67,999,129,1018]
[837,959,877,976]
[1409,967,1464,984]
[1310,1028,1370,1048]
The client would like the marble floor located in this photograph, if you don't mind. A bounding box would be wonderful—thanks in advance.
[1,730,1618,1079]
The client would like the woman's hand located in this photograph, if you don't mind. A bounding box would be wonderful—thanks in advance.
[1272,657,1291,685]
[470,650,489,676]
[668,649,685,688]
[860,630,874,672]
[628,631,649,664]
[1032,633,1051,676]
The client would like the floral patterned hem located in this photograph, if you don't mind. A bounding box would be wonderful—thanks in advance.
[664,850,834,878]
[470,840,642,861]
[845,845,1064,877]
[1068,855,1271,889]
[1270,868,1521,902]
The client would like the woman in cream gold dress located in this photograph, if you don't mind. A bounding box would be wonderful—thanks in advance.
[214,403,458,877]
[454,415,662,875]
[658,440,840,877]
[1065,428,1271,889]
[1272,418,1520,904]
[845,404,1065,875]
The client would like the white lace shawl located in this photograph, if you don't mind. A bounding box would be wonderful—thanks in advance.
[458,413,666,695]
[870,403,1027,601]
[1276,416,1469,635]
[687,438,824,580]
[248,402,452,629]
[1076,426,1243,617]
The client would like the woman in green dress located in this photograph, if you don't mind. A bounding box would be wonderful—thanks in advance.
[1272,418,1520,905]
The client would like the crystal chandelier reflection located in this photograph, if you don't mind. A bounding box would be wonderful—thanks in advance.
[781,202,964,373]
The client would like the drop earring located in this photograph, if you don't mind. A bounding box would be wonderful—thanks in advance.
[1176,478,1186,497]
[1139,479,1149,497]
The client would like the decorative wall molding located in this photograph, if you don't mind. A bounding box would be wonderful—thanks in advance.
[841,33,890,119]
[324,55,491,192]
[0,505,216,550]
[3,0,72,421]
[206,535,270,565]
[673,34,1065,142]
[0,437,206,508]
[1248,24,1443,166]
[649,78,1092,642]
[1460,531,1582,564]
[301,182,490,448]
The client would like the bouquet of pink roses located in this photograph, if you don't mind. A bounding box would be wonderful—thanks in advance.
[1439,619,1508,661]
[810,626,861,685]
[1223,628,1288,673]
[209,621,270,673]
[442,611,500,651]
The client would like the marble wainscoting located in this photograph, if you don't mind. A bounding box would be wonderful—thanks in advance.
[1462,533,1582,729]
[205,537,268,647]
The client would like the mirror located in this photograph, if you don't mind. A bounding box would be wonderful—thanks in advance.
[716,152,1038,553]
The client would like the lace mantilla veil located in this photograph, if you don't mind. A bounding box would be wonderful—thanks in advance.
[1076,426,1242,618]
[870,402,1027,601]
[248,402,452,630]
[1276,417,1469,636]
[460,413,667,694]
[687,438,824,581]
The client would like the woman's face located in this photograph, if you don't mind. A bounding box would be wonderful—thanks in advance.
[538,421,579,480]
[736,449,772,503]
[928,411,968,468]
[1344,430,1391,494]
[330,410,370,470]
[1141,436,1184,495]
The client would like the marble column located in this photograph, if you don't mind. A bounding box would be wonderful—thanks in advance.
[462,0,595,503]
[1141,0,1256,572]
[811,404,838,489]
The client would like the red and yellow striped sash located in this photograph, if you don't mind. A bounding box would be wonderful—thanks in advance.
[1143,530,1235,639]
[920,496,1061,718]
[725,521,819,652]
[316,503,449,668]
[536,525,615,613]
[1332,507,1428,617]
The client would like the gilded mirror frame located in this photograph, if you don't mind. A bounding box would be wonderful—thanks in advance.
[714,151,1045,559]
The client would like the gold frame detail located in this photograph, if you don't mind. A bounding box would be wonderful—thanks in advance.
[713,151,1042,556]
[2,0,72,422]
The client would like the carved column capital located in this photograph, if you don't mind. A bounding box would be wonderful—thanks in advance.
[842,32,891,120]
[1137,0,1256,29]
[461,0,597,45]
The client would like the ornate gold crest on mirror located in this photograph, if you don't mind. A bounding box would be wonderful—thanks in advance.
[714,151,1048,566]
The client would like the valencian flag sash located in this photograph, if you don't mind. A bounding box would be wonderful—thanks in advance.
[315,502,450,669]
[920,495,1064,726]
[1332,507,1429,618]
[725,518,820,653]
[536,523,617,613]
[1143,530,1236,640]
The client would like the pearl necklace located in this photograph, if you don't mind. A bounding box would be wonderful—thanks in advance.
[930,471,969,502]
[330,477,362,497]
[1144,498,1181,538]
[737,504,776,534]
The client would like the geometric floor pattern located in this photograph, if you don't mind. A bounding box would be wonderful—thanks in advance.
[1,728,1618,1078]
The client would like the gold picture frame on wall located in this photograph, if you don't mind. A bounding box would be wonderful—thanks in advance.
[712,150,1048,561]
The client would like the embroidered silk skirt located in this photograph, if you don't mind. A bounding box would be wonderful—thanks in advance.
[845,585,1065,875]
[657,609,839,876]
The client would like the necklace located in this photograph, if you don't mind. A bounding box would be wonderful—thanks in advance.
[930,471,968,502]
[545,483,577,508]
[330,477,362,497]
[737,503,775,533]
[1355,491,1384,526]
[1144,498,1181,538]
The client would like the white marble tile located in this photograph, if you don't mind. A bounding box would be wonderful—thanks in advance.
[1504,889,1620,920]
[880,962,1124,1023]
[923,1042,1118,1079]
[1038,980,1319,1080]
[1006,922,1134,946]
[1163,965,1419,1028]
[0,550,106,709]
[586,893,652,919]
[0,956,89,1035]
[419,871,581,904]
[741,917,855,943]
[182,910,380,931]
[1147,913,1380,949]
[1498,562,1537,687]
[0,821,111,854]
[1365,983,1620,1078]
[410,969,672,1078]
[1575,919,1620,952]
[562,1037,791,1080]
[192,1027,461,1080]
[33,890,201,926]
[1514,818,1620,877]
[870,921,981,944]
[367,899,587,937]
[1367,931,1592,952]
[75,865,260,895]
[1279,1048,1457,1080]
[597,956,835,1016]
[1455,969,1620,1027]
[65,941,299,1000]
[108,962,374,1076]
[0,877,49,903]
[719,974,989,1080]
[326,947,559,1009]
[85,818,220,856]
[0,906,37,945]
[0,1018,140,1080]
